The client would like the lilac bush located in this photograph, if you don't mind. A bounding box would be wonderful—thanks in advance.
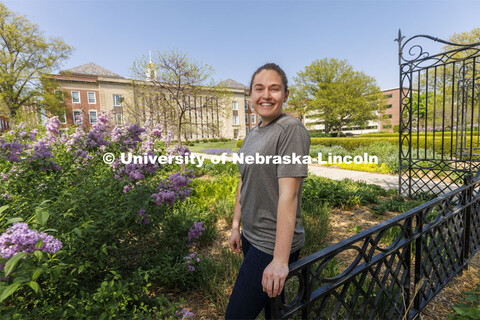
[0,113,200,317]
[0,222,62,259]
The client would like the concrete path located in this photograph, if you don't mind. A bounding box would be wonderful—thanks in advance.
[192,152,399,190]
[307,165,399,190]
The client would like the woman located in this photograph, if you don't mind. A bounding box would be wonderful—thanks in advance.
[225,63,310,319]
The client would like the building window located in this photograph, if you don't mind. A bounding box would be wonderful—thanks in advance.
[245,114,249,124]
[387,114,393,118]
[115,113,123,125]
[73,110,83,124]
[232,101,238,110]
[88,92,96,104]
[59,112,67,124]
[71,91,80,104]
[233,115,239,125]
[384,94,392,98]
[251,114,256,124]
[89,110,98,124]
[113,94,123,106]
[387,104,392,109]
[245,101,249,110]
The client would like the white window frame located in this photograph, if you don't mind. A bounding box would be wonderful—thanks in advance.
[89,110,98,124]
[71,91,80,104]
[232,101,238,110]
[245,114,249,124]
[59,111,67,124]
[245,101,249,110]
[251,114,256,124]
[115,113,123,125]
[113,94,123,107]
[73,110,83,125]
[233,115,239,125]
[87,92,96,104]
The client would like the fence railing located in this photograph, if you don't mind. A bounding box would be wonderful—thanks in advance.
[0,116,10,133]
[269,172,480,319]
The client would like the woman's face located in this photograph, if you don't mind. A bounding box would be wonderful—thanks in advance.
[251,69,289,126]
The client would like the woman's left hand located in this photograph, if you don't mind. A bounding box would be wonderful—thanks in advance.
[262,259,289,298]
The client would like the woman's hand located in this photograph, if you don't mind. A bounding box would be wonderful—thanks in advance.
[229,228,241,253]
[262,259,289,298]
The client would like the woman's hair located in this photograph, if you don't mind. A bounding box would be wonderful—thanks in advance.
[249,63,288,93]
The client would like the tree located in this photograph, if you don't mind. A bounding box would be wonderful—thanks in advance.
[289,58,385,134]
[0,2,73,118]
[128,49,228,145]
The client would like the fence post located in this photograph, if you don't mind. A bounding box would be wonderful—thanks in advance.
[413,209,424,315]
[404,216,413,319]
[462,174,473,270]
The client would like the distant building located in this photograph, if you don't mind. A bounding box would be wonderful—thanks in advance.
[303,88,403,134]
[50,63,250,140]
[380,88,402,132]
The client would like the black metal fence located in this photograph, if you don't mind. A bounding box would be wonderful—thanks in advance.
[398,31,480,196]
[269,172,480,319]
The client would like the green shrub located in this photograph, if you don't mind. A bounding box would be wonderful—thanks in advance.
[302,175,388,209]
[448,281,480,320]
[236,139,243,149]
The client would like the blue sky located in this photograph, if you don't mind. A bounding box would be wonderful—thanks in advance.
[3,0,480,90]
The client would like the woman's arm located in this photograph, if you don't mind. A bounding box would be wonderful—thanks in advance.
[229,178,242,253]
[262,176,302,298]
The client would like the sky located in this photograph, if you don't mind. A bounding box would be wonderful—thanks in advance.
[3,0,480,91]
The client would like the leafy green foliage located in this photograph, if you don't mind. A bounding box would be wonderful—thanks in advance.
[448,281,480,320]
[302,175,388,209]
[0,2,73,118]
[289,58,386,134]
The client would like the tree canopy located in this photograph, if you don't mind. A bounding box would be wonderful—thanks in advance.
[128,49,229,144]
[0,2,73,118]
[289,58,385,134]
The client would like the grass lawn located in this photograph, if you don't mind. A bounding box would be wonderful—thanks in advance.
[188,140,239,153]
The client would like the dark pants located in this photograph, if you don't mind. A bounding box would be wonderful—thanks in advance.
[225,234,300,320]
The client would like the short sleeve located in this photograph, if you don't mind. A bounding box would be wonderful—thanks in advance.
[277,123,311,178]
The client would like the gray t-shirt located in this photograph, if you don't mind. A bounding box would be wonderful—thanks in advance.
[238,114,311,255]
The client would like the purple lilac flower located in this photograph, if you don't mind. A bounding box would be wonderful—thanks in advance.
[176,308,194,320]
[165,130,174,147]
[0,223,62,259]
[150,124,163,138]
[137,208,150,224]
[151,170,194,206]
[167,145,190,157]
[29,129,38,141]
[45,116,60,135]
[0,141,24,163]
[84,112,111,148]
[188,222,205,242]
[19,131,27,139]
[183,252,199,272]
[32,140,54,160]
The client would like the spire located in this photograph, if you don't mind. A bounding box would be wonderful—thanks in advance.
[146,50,156,81]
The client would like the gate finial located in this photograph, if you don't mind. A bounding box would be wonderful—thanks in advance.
[395,29,405,65]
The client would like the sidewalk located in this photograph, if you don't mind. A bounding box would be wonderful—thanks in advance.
[307,165,399,190]
[192,153,399,190]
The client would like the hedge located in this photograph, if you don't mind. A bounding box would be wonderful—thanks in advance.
[238,136,480,156]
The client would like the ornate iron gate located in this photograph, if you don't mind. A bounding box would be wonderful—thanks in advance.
[398,30,480,196]
[269,172,480,319]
